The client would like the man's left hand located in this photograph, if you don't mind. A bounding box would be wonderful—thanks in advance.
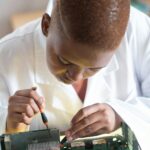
[66,103,122,141]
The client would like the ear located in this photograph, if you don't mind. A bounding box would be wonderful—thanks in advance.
[41,13,51,37]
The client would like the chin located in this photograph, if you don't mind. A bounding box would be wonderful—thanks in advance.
[57,76,74,84]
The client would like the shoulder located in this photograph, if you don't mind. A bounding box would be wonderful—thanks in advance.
[0,18,41,55]
[124,7,150,82]
[0,18,41,72]
[130,6,149,19]
[0,19,41,60]
[127,7,150,40]
[0,18,41,43]
[125,7,150,55]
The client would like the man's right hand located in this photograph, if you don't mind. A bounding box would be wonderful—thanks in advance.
[6,88,45,133]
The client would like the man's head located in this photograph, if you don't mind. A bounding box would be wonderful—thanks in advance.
[42,0,130,84]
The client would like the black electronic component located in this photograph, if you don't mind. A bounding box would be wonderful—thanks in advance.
[61,136,130,150]
[0,128,60,150]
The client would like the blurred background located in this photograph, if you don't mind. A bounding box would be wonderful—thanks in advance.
[0,0,49,38]
[131,0,150,15]
[0,0,150,38]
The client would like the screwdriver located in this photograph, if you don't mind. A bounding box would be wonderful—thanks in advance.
[32,87,51,137]
[60,136,67,145]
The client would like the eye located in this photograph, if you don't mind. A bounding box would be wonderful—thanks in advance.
[89,68,101,72]
[57,56,71,65]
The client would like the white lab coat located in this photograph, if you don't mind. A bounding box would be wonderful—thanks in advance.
[0,6,150,150]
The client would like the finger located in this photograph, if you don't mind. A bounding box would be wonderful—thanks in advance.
[8,113,32,125]
[31,87,37,91]
[71,103,105,124]
[9,96,40,114]
[9,103,35,118]
[70,121,106,140]
[69,110,104,135]
[14,88,44,108]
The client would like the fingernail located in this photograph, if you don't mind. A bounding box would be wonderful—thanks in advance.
[67,136,73,142]
[65,131,71,137]
[32,87,37,90]
[38,97,43,104]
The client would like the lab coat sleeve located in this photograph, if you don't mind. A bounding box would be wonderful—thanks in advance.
[105,97,150,150]
[0,41,12,135]
[105,10,150,150]
[0,73,9,135]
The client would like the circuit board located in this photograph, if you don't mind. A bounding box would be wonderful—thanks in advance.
[61,135,129,150]
[0,126,137,150]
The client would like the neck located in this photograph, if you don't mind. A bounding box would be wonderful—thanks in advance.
[72,79,87,102]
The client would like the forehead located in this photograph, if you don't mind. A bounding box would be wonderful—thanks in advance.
[47,32,115,68]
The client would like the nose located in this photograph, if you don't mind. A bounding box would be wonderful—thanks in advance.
[66,66,84,82]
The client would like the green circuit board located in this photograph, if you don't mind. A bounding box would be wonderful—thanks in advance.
[0,125,139,150]
[61,135,129,150]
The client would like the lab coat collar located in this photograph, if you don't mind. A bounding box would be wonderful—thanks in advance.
[33,22,120,85]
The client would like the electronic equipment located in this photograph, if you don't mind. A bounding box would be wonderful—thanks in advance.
[0,124,140,150]
[0,128,60,150]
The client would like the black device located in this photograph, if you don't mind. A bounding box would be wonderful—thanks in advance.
[0,128,60,150]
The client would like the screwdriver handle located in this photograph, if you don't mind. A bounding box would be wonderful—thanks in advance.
[41,112,48,124]
[31,87,48,126]
[60,136,67,144]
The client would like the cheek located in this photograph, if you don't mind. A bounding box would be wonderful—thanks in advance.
[83,70,97,79]
[46,53,66,75]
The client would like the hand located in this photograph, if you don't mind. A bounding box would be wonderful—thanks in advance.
[6,87,45,133]
[66,103,122,141]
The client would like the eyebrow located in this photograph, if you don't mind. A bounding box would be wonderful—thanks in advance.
[60,56,104,70]
[89,66,104,70]
[60,56,72,63]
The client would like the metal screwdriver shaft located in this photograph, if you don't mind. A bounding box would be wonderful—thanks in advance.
[40,111,51,137]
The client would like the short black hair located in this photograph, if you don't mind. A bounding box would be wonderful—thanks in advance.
[51,0,130,51]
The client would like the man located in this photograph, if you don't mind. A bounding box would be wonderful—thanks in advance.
[0,0,150,149]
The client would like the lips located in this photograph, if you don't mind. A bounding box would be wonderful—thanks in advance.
[56,75,72,84]
[58,73,75,84]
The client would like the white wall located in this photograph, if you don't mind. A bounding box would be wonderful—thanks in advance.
[0,0,49,38]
